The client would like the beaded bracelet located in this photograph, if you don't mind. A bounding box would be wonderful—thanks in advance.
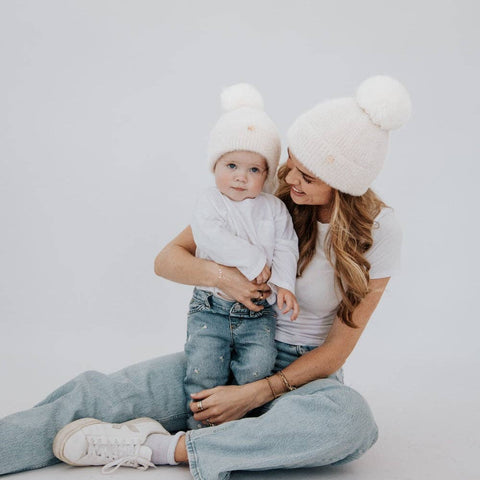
[277,370,296,391]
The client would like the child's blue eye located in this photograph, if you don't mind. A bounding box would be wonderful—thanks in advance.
[227,163,236,169]
[250,167,259,173]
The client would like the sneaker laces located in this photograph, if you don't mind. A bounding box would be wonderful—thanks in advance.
[84,437,155,474]
[102,455,155,474]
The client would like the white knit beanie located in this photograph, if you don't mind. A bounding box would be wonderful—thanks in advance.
[208,83,281,192]
[287,75,412,196]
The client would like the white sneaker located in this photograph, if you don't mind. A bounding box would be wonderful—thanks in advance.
[53,417,170,474]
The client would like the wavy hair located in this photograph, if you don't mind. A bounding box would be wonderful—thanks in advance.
[276,164,386,328]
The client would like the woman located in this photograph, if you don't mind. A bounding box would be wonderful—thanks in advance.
[0,75,411,478]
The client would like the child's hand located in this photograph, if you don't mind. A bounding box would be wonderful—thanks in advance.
[277,288,300,321]
[255,264,271,285]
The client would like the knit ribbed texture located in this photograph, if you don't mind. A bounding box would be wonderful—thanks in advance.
[287,76,411,196]
[207,84,281,191]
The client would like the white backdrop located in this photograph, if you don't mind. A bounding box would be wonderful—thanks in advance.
[1,1,479,479]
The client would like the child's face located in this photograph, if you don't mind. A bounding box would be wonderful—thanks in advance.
[214,151,268,201]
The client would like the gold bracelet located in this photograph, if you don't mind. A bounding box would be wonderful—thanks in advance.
[265,376,281,400]
[277,370,296,391]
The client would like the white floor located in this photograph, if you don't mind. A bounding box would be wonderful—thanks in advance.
[0,462,377,480]
[2,353,478,480]
[3,423,478,480]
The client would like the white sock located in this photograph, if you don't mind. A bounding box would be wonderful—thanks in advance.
[145,431,185,465]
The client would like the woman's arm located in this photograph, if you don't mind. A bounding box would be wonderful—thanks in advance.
[190,277,390,425]
[154,226,270,311]
[278,277,390,385]
[154,226,216,285]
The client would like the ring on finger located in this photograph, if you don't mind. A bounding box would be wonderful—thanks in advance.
[196,400,204,412]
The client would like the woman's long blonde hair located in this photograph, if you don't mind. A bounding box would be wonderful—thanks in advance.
[276,164,386,328]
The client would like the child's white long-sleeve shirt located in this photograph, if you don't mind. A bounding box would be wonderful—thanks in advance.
[191,187,299,302]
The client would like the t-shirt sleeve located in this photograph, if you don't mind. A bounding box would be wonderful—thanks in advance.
[268,198,299,293]
[366,208,403,279]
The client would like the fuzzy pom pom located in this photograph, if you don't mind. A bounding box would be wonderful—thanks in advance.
[220,83,264,112]
[356,75,412,130]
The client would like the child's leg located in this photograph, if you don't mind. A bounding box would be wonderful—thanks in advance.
[230,306,277,385]
[184,293,231,430]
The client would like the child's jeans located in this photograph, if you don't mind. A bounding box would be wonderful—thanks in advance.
[184,288,277,430]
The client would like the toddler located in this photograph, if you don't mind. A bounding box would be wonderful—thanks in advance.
[185,84,299,429]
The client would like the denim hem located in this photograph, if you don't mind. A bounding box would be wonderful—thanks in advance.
[185,431,204,480]
[186,430,230,480]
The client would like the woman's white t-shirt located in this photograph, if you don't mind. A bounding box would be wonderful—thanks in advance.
[274,208,402,347]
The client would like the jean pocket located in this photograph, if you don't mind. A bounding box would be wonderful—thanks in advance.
[188,296,210,315]
[249,303,276,320]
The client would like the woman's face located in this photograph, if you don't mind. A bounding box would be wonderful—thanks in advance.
[285,150,334,207]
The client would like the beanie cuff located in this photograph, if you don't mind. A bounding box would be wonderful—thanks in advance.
[288,120,377,196]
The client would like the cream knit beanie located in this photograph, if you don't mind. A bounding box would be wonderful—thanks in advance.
[287,75,412,196]
[208,83,281,192]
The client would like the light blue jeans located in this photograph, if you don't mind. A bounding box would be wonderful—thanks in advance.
[0,344,378,479]
[185,289,277,429]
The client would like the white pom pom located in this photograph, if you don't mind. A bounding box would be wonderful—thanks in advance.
[220,83,264,112]
[356,75,412,130]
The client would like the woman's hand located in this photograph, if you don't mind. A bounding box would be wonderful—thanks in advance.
[154,227,270,312]
[255,264,271,285]
[218,265,270,312]
[189,382,263,426]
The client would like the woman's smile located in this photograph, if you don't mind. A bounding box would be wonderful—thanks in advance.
[290,186,305,196]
